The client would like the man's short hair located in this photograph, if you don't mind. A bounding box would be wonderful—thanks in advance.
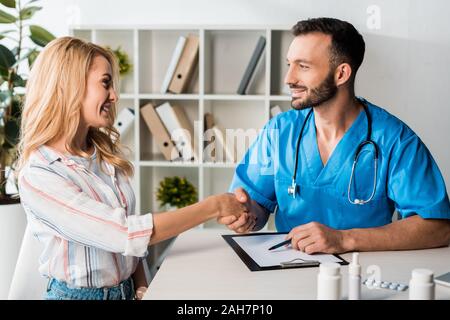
[292,17,365,77]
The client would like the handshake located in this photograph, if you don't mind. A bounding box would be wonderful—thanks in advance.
[211,187,259,233]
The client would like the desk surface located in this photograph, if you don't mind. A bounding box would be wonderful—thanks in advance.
[144,229,450,300]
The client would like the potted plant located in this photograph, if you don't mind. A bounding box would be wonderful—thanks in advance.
[106,45,132,93]
[0,0,55,298]
[156,176,198,211]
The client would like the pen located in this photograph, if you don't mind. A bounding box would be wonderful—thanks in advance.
[268,239,291,251]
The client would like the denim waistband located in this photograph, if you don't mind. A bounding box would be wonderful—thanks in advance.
[45,277,135,300]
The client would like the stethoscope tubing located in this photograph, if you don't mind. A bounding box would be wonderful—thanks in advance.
[289,102,379,204]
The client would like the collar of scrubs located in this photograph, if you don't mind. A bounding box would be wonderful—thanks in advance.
[299,105,368,187]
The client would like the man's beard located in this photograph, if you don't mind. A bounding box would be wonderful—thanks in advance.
[290,71,338,110]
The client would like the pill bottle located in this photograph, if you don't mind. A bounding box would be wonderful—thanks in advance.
[317,262,341,300]
[409,268,435,300]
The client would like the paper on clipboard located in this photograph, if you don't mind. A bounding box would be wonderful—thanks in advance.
[232,233,342,267]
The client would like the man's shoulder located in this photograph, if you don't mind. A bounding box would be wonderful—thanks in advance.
[269,108,310,129]
[364,99,416,141]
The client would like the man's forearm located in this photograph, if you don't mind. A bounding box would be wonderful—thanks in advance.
[343,215,450,252]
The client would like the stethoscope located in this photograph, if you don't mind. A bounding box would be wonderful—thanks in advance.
[288,102,379,205]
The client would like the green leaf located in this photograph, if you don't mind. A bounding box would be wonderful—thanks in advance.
[0,9,16,23]
[20,6,41,20]
[0,44,16,77]
[10,46,18,56]
[26,48,39,67]
[2,140,14,150]
[11,73,25,87]
[0,90,12,105]
[0,29,15,40]
[10,97,21,117]
[0,0,16,9]
[29,25,55,47]
[4,118,20,146]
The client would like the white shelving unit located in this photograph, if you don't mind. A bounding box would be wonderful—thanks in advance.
[69,25,295,234]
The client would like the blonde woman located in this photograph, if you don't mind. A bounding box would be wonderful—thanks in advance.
[16,37,252,300]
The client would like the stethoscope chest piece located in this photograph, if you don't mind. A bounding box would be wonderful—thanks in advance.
[287,179,297,198]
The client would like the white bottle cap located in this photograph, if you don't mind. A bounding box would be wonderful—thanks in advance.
[411,269,434,283]
[320,262,341,276]
[349,252,361,276]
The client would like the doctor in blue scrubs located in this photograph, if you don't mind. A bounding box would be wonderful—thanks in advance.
[219,18,450,254]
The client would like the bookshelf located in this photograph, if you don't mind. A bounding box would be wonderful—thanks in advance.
[69,25,293,268]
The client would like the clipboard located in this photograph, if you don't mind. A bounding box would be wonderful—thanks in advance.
[222,232,349,272]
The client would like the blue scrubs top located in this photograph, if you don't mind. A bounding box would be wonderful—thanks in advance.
[229,98,450,231]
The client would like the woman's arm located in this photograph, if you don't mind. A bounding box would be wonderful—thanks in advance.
[20,165,248,256]
[149,193,249,245]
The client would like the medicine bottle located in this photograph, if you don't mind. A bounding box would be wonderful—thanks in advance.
[348,252,361,300]
[317,262,341,300]
[409,268,435,300]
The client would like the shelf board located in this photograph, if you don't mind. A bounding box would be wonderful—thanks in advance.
[202,162,237,168]
[139,161,237,168]
[140,160,200,168]
[138,93,200,100]
[119,93,135,99]
[71,24,291,31]
[203,94,266,101]
[269,95,291,101]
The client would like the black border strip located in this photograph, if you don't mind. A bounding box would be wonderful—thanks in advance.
[222,232,349,272]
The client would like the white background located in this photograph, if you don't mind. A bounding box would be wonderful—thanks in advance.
[9,0,450,186]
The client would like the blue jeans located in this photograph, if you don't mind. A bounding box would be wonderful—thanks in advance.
[44,277,135,300]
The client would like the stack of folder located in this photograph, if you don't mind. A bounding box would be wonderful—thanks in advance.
[140,102,197,161]
[203,112,236,163]
[237,36,266,95]
[161,34,199,94]
[114,108,135,135]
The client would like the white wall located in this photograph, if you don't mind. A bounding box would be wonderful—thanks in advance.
[17,0,450,186]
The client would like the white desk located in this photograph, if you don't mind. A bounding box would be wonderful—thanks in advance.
[144,229,450,300]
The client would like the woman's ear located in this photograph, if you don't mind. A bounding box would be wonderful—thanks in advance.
[334,63,352,86]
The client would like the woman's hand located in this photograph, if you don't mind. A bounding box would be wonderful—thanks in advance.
[217,188,257,233]
[135,286,148,300]
[211,189,256,231]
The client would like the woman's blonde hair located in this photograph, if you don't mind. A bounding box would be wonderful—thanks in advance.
[17,36,133,176]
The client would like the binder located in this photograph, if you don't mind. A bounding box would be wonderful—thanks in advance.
[140,103,180,161]
[156,102,198,161]
[270,105,283,118]
[223,233,349,272]
[114,108,134,135]
[204,112,215,132]
[168,35,199,94]
[237,36,266,95]
[211,125,236,163]
[203,112,215,160]
[160,36,186,93]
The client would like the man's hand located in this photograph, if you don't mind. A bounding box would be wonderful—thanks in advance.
[217,188,257,233]
[287,222,349,254]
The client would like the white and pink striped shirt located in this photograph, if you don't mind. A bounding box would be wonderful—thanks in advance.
[18,145,153,288]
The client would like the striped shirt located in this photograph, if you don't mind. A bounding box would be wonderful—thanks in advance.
[18,145,153,288]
